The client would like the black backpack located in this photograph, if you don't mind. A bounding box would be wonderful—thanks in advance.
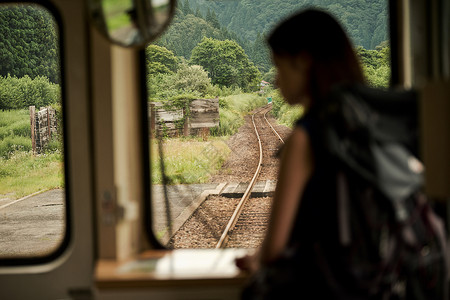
[317,84,449,299]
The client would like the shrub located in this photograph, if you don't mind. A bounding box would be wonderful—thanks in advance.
[269,90,304,127]
[0,75,61,110]
[210,109,242,136]
[0,135,32,159]
[0,110,32,158]
[210,93,266,136]
[150,138,230,184]
[173,64,212,96]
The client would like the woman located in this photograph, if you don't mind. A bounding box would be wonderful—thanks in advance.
[236,9,365,298]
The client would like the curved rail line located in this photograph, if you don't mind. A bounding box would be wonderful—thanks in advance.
[264,109,285,144]
[215,104,284,248]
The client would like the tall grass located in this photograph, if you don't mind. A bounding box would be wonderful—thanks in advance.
[269,90,304,127]
[211,109,243,136]
[0,109,64,199]
[150,94,266,185]
[211,93,267,136]
[0,110,31,158]
[151,137,230,184]
[0,151,64,199]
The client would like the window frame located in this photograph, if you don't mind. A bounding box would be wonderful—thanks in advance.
[0,0,71,266]
[143,0,397,249]
[140,48,166,250]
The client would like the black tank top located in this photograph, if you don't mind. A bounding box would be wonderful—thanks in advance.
[289,109,338,247]
[281,110,339,298]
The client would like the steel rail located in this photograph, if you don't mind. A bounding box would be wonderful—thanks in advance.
[215,104,275,248]
[264,105,285,144]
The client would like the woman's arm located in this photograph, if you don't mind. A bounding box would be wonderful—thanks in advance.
[259,126,314,263]
[236,127,313,271]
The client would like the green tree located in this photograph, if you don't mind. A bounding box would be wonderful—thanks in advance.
[187,0,388,50]
[250,32,271,73]
[190,38,260,91]
[156,14,224,59]
[147,62,213,100]
[156,8,246,61]
[263,67,276,85]
[357,43,391,88]
[173,64,212,96]
[206,9,220,29]
[0,5,60,83]
[181,0,193,16]
[146,45,178,75]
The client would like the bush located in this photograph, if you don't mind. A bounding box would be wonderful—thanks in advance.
[0,108,62,158]
[210,93,267,136]
[0,110,32,158]
[9,119,30,137]
[42,138,61,153]
[0,135,32,159]
[210,109,243,136]
[276,104,304,127]
[269,90,304,127]
[221,93,266,113]
[0,75,61,110]
[0,110,30,139]
[173,64,212,96]
[148,65,212,100]
[0,150,64,199]
[150,138,230,184]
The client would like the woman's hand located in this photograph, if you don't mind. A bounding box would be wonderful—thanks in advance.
[235,253,260,273]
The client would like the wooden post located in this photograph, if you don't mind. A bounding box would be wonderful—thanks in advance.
[47,107,51,139]
[201,127,209,141]
[183,106,190,137]
[150,103,156,138]
[29,106,36,154]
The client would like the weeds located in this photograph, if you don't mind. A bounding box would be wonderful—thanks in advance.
[0,110,32,158]
[0,109,64,199]
[151,137,230,185]
[0,150,64,199]
[269,90,304,127]
[210,93,267,136]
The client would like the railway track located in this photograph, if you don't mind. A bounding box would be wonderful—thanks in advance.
[215,104,285,248]
[168,104,286,249]
[215,104,283,248]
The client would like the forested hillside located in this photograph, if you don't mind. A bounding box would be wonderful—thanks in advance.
[156,5,242,60]
[185,0,388,50]
[157,0,389,75]
[149,0,391,104]
[0,5,60,84]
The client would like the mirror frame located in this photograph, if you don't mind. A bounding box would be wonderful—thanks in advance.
[88,0,176,48]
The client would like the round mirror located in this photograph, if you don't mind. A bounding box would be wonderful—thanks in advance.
[89,0,176,47]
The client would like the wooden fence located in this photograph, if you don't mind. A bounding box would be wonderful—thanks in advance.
[149,98,219,138]
[29,106,58,154]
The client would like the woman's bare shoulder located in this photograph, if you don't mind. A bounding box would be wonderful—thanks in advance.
[285,126,311,152]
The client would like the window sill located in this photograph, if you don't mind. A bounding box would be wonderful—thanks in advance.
[95,249,250,290]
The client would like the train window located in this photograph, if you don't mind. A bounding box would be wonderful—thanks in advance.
[147,0,390,249]
[0,3,67,262]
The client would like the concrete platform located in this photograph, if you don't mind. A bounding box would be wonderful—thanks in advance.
[152,183,227,244]
[0,189,65,257]
[152,180,276,244]
[0,180,277,253]
[220,180,276,198]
